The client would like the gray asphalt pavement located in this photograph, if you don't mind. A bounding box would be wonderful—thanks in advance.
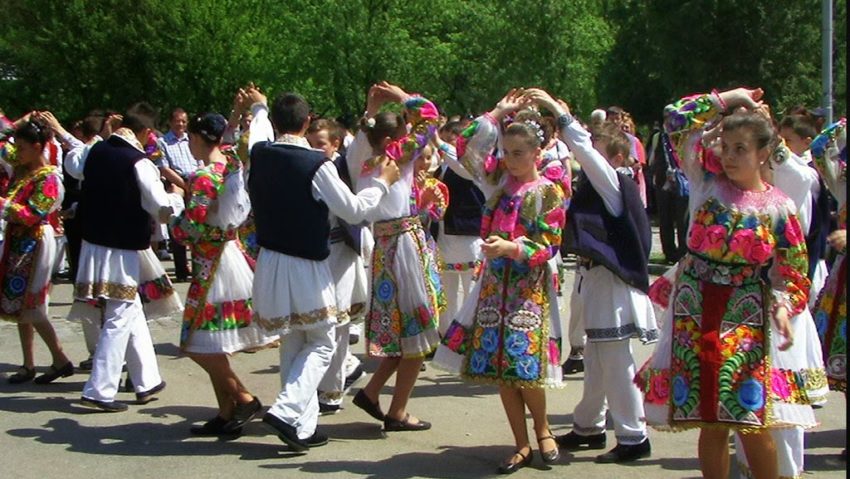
[0,244,845,479]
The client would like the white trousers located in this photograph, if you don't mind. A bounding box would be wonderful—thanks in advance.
[82,297,161,401]
[439,270,475,336]
[734,426,803,478]
[567,275,587,353]
[572,339,647,445]
[267,325,335,440]
[318,323,351,407]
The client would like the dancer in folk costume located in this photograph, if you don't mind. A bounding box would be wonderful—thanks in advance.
[434,88,566,473]
[66,103,184,411]
[636,88,814,479]
[170,113,278,435]
[732,108,831,479]
[305,118,369,414]
[345,82,444,433]
[244,86,398,451]
[517,90,657,465]
[0,119,73,385]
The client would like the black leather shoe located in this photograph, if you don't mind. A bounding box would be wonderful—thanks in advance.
[595,439,651,463]
[8,366,36,384]
[80,396,129,412]
[306,431,329,448]
[78,357,94,372]
[497,448,533,474]
[190,416,240,436]
[352,389,384,421]
[555,431,606,450]
[262,413,308,452]
[319,402,341,415]
[224,396,261,432]
[383,413,431,432]
[136,381,166,404]
[561,357,584,375]
[34,362,74,384]
[343,365,365,392]
[537,430,560,463]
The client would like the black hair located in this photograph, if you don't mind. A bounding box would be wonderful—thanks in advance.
[362,112,406,150]
[14,120,50,145]
[188,112,227,144]
[439,120,463,136]
[81,115,102,139]
[271,93,310,134]
[122,102,158,133]
[779,112,819,141]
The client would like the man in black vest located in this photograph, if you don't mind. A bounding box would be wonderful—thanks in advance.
[67,102,182,412]
[243,85,398,451]
[526,90,657,464]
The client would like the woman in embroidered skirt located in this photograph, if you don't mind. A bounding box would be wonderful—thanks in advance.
[434,89,566,474]
[636,88,814,479]
[171,113,277,435]
[346,82,444,432]
[0,119,73,384]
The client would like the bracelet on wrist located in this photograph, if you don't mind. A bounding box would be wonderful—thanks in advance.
[711,89,728,112]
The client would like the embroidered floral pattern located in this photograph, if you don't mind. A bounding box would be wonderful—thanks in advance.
[171,152,256,348]
[0,166,62,320]
[367,215,441,358]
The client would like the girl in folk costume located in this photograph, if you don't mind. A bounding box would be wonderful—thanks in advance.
[734,108,830,479]
[636,88,813,479]
[434,88,566,474]
[0,120,73,384]
[808,118,846,394]
[347,82,443,432]
[171,113,277,435]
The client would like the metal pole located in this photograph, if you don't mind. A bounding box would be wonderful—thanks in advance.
[823,0,833,124]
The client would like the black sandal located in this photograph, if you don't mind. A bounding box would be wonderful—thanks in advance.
[34,362,74,384]
[8,366,36,384]
[497,447,533,474]
[537,430,560,463]
[383,413,431,432]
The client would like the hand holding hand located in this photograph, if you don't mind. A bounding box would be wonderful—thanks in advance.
[244,83,267,108]
[481,235,518,259]
[718,87,764,111]
[35,111,63,133]
[490,88,529,120]
[377,157,401,185]
[523,88,569,116]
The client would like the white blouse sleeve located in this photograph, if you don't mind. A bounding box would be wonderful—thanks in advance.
[559,121,623,216]
[134,159,184,222]
[311,161,388,224]
[248,103,275,154]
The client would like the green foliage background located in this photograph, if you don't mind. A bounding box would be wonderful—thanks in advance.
[0,0,845,127]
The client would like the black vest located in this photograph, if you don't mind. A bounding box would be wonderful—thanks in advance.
[441,166,485,237]
[563,172,652,293]
[249,142,331,260]
[805,168,831,279]
[80,136,151,250]
[333,154,363,254]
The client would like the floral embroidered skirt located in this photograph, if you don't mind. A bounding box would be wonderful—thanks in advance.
[0,224,55,323]
[180,240,277,354]
[434,257,563,388]
[366,215,442,359]
[637,256,817,432]
[813,254,847,392]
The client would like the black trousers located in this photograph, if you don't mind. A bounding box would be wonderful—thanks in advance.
[169,226,190,278]
[655,188,689,262]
